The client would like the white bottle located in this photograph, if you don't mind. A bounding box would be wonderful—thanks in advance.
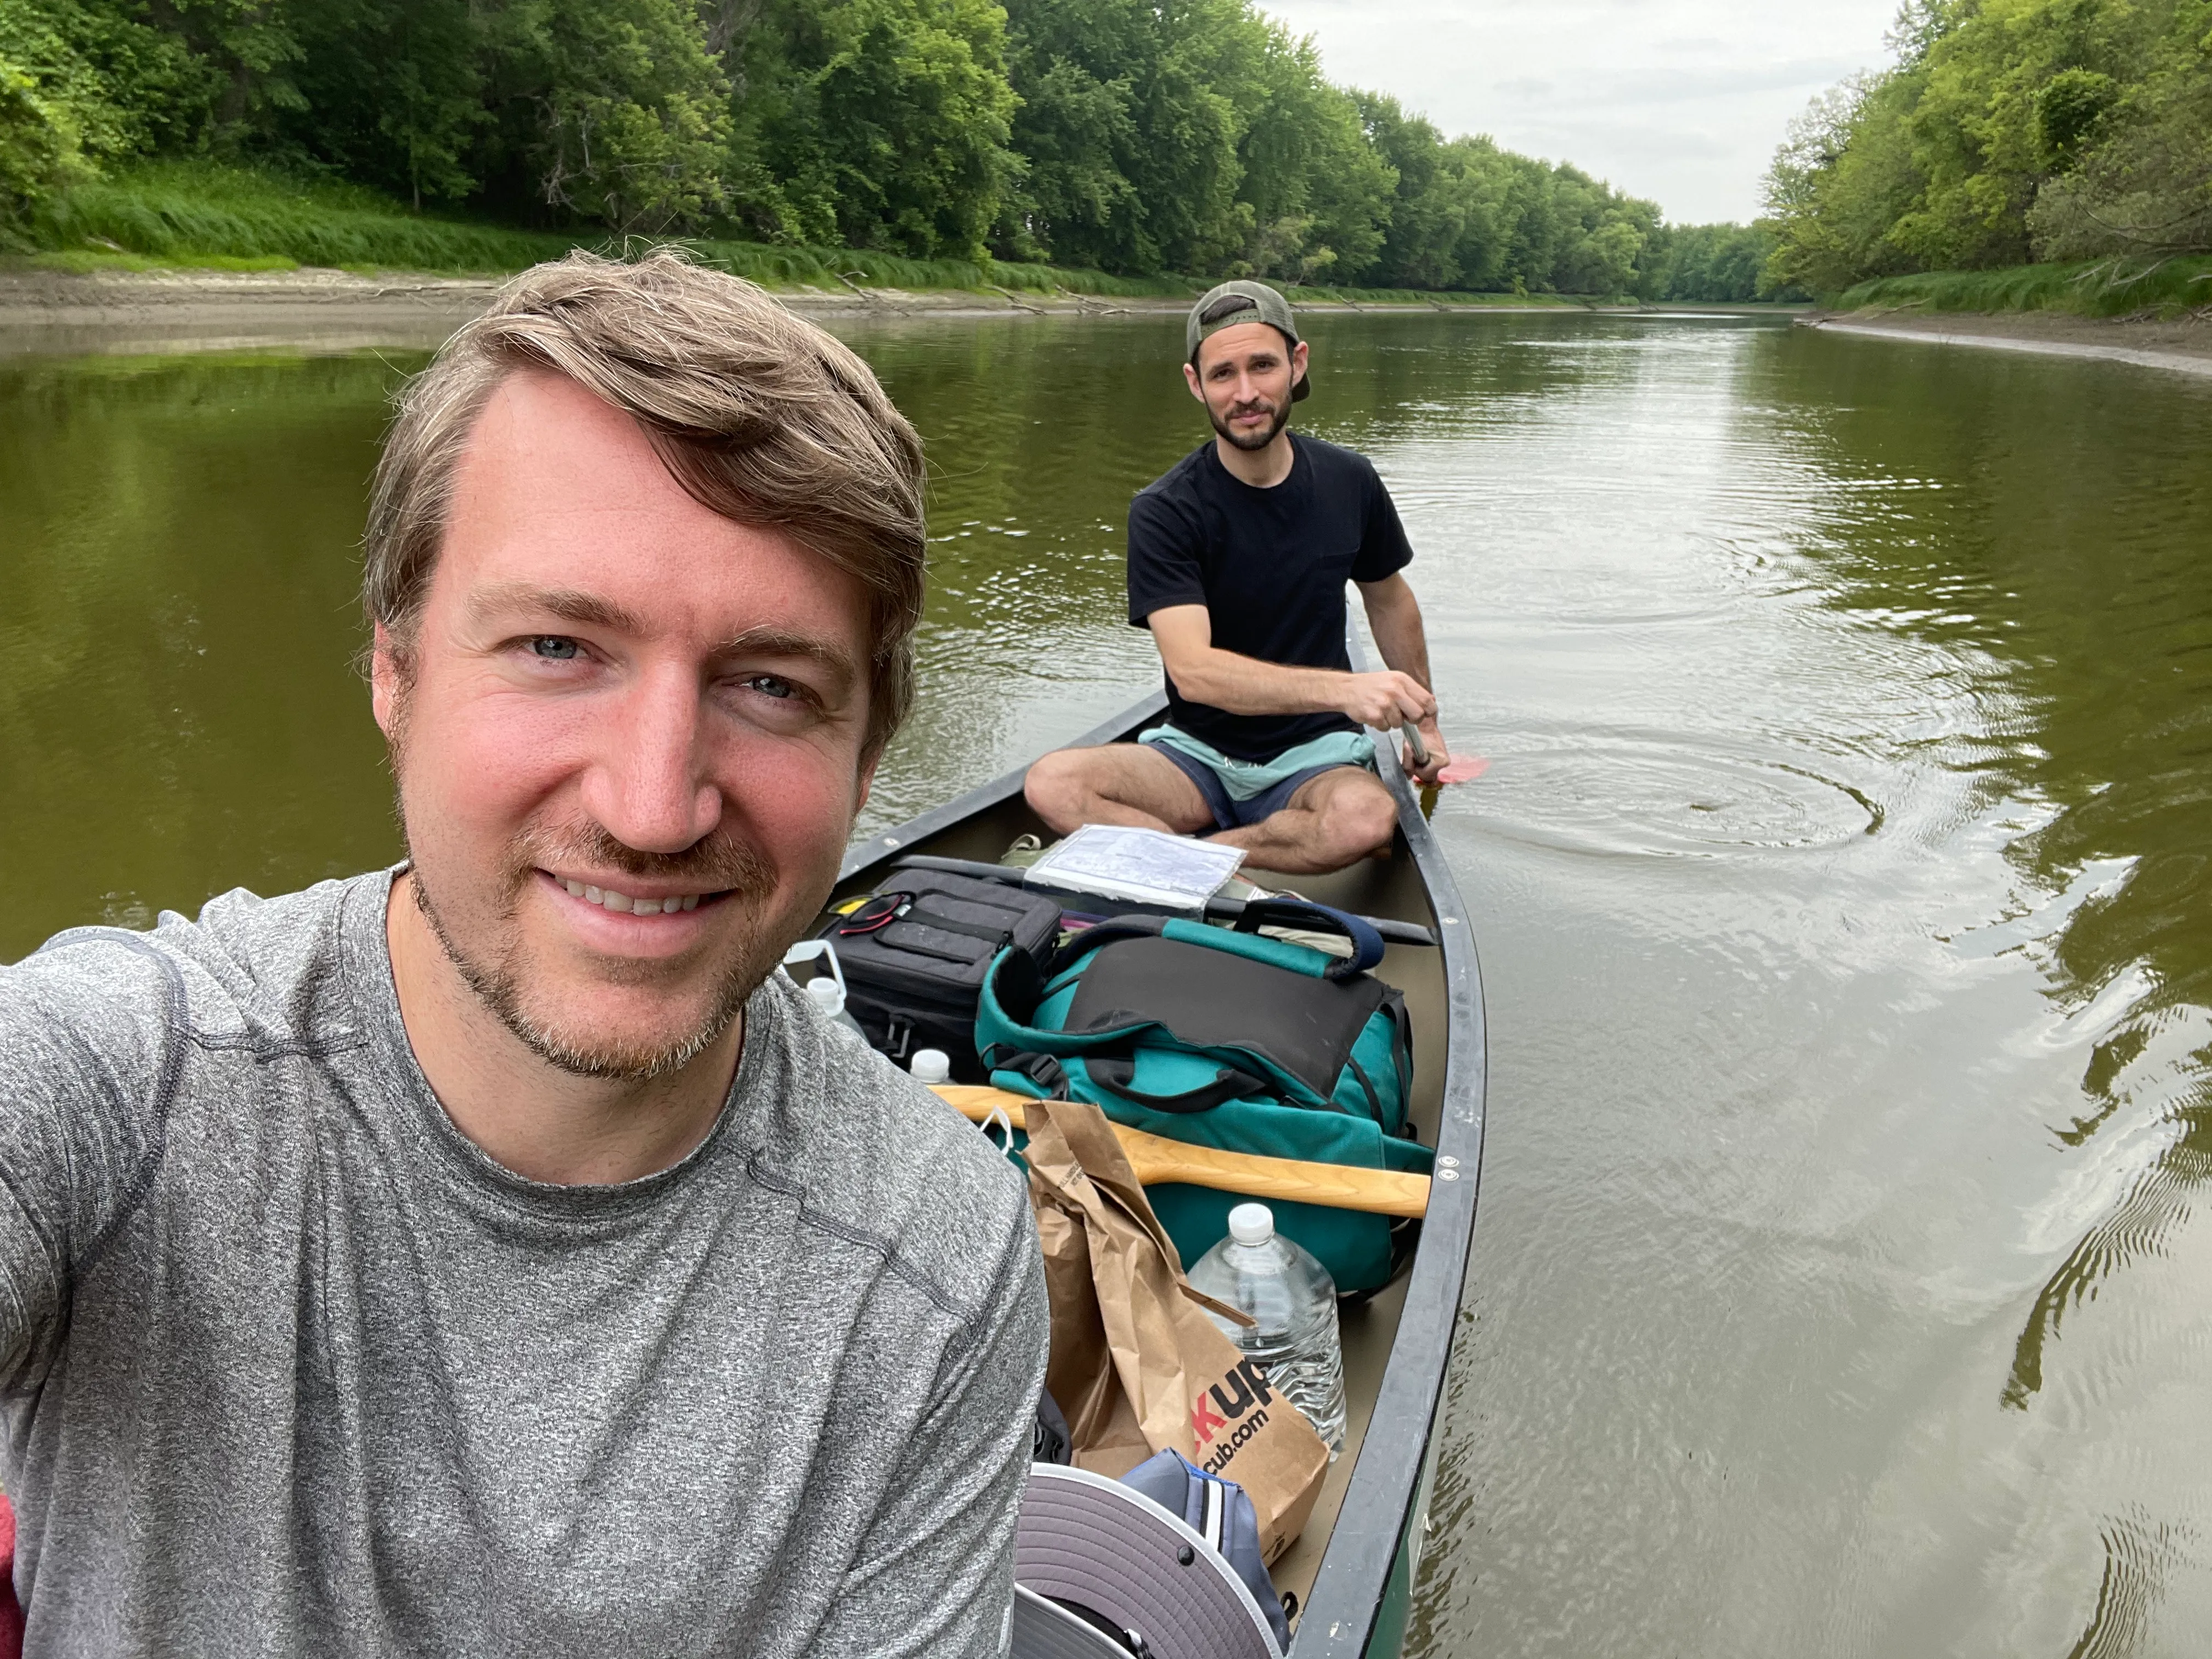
[910,1049,952,1085]
[804,971,865,1037]
[786,939,866,1038]
[1186,1203,1347,1455]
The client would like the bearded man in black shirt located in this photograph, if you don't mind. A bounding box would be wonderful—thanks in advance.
[1025,280,1455,875]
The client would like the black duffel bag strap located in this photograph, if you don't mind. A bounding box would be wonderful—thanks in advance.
[1044,912,1166,976]
[986,1049,1074,1099]
[1232,898,1387,980]
[1086,1053,1269,1115]
[980,1043,1262,1117]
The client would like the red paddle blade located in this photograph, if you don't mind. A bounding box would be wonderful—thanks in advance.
[1435,754,1488,786]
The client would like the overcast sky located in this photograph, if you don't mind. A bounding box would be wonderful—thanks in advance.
[1256,0,1903,224]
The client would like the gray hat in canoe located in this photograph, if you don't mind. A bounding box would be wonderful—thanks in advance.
[1186,280,1311,402]
[1012,1465,1283,1658]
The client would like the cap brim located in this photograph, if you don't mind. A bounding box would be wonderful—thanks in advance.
[1014,1465,1283,1659]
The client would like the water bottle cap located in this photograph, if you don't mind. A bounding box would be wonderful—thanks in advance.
[1228,1203,1274,1246]
[911,1048,952,1084]
[805,974,846,1019]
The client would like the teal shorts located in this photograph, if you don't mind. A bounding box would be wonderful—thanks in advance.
[1138,724,1377,831]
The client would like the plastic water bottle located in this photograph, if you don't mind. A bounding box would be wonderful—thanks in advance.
[910,1049,952,1084]
[1186,1203,1347,1455]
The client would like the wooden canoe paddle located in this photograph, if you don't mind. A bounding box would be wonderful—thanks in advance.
[931,1084,1431,1220]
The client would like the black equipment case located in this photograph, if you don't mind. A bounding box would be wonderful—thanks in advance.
[820,869,1062,1080]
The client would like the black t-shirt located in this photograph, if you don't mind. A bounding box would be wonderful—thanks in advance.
[1126,432,1414,761]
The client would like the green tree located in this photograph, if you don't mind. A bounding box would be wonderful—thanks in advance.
[1764,0,2212,291]
[0,54,82,229]
[1645,221,1791,301]
[1,0,220,163]
[1005,0,1365,276]
[479,0,731,233]
[2034,65,2118,165]
[284,0,482,207]
[154,0,303,143]
[1764,72,1932,292]
[1356,92,1466,289]
[726,0,1018,259]
[2029,1,2212,257]
[1228,22,1393,283]
[7,0,1743,294]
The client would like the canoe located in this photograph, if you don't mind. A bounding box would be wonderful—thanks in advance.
[828,687,1488,1658]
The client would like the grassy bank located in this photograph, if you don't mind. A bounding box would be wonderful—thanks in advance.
[13,162,1194,298]
[10,163,1676,311]
[1836,258,2212,319]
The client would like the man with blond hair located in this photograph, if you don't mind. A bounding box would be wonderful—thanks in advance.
[0,252,1045,1656]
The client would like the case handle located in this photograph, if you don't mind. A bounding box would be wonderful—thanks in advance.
[1231,898,1387,979]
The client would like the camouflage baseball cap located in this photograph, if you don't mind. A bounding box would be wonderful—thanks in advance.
[1185,280,1310,402]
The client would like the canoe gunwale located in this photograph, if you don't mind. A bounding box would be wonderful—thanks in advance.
[836,683,1487,1659]
[1286,718,1486,1657]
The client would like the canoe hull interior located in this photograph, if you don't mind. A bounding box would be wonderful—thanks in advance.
[829,689,1487,1658]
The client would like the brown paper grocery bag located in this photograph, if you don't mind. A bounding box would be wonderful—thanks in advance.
[1025,1095,1329,1560]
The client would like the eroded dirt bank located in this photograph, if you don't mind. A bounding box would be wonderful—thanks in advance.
[0,266,1197,356]
[0,266,1629,357]
[1802,307,2212,377]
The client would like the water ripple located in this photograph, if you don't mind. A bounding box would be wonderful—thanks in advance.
[1462,735,1884,858]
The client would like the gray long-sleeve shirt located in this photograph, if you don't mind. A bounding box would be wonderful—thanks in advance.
[0,871,1047,1656]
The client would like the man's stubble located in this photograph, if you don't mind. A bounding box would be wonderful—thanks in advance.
[1209,393,1291,453]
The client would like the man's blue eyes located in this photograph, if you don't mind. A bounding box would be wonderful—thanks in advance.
[523,644,795,702]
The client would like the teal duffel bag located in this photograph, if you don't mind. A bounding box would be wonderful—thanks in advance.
[974,899,1431,1293]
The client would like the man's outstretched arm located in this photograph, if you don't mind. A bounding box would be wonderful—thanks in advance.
[0,934,177,1385]
[1148,604,1434,731]
[1356,574,1450,782]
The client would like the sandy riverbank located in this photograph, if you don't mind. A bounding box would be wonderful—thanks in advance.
[1801,307,2212,378]
[0,265,1623,356]
[0,265,1194,356]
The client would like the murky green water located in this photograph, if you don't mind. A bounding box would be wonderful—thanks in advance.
[5,311,2211,1654]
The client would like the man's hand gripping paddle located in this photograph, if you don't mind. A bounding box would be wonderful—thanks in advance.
[1402,724,1488,819]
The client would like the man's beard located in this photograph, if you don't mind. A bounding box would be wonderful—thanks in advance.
[409,819,782,1084]
[1209,393,1290,452]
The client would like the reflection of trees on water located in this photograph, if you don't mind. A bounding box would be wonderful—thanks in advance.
[2004,1091,2212,1410]
[2002,759,2212,1410]
[0,352,410,960]
[1750,332,2212,1413]
[2059,1508,2196,1659]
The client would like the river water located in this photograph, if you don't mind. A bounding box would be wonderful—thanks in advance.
[5,310,2210,1654]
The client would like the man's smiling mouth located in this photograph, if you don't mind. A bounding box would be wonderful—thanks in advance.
[544,872,729,916]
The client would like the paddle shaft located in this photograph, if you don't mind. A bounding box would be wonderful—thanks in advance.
[1396,723,1447,821]
[933,1085,1431,1220]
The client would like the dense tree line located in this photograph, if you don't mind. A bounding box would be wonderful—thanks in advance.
[0,0,1780,297]
[1765,0,2212,292]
